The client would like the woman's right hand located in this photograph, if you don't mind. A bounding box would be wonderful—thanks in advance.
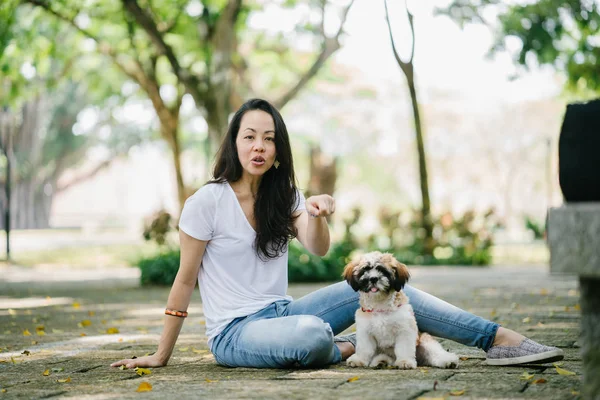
[110,353,166,369]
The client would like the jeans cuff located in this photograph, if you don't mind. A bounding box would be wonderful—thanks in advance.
[482,323,501,351]
[331,340,343,364]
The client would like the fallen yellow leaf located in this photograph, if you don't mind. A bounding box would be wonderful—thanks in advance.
[56,377,71,383]
[31,341,38,345]
[347,376,359,382]
[1,388,6,393]
[80,333,87,337]
[88,311,95,317]
[78,320,92,328]
[520,372,535,381]
[119,365,127,370]
[106,327,119,334]
[449,389,465,396]
[23,329,32,336]
[136,382,152,392]
[43,369,50,376]
[459,356,468,361]
[37,330,46,336]
[72,302,80,309]
[135,368,152,376]
[572,390,580,395]
[532,378,547,384]
[192,348,207,354]
[205,378,218,383]
[555,366,576,376]
[179,347,189,352]
[574,304,581,311]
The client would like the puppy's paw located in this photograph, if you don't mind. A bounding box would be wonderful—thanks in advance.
[346,354,368,368]
[369,354,393,368]
[394,359,417,369]
[439,353,459,369]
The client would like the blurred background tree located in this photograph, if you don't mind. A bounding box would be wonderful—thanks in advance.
[437,0,600,96]
[23,0,355,210]
[383,0,434,255]
[0,5,148,230]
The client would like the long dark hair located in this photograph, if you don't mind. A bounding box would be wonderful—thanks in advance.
[210,98,299,259]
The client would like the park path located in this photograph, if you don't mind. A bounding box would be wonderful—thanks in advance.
[0,264,582,399]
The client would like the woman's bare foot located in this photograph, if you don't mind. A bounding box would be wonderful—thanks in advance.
[492,327,526,347]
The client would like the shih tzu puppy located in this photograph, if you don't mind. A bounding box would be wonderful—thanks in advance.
[343,251,459,369]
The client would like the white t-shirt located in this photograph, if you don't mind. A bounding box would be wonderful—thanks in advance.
[178,181,305,347]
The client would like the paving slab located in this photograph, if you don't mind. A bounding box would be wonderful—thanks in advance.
[0,264,581,399]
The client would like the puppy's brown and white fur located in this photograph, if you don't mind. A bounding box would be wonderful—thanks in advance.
[343,252,459,369]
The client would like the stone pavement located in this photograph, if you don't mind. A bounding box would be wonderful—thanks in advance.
[0,264,582,399]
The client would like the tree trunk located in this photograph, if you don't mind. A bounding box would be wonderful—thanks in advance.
[160,118,187,211]
[307,145,337,197]
[406,73,434,253]
[307,145,337,223]
[0,100,55,230]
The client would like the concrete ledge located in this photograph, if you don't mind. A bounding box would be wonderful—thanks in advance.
[547,203,600,278]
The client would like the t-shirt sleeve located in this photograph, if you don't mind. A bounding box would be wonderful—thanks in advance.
[293,189,306,213]
[178,185,216,241]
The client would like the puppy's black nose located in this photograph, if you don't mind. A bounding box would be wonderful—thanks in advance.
[369,277,378,284]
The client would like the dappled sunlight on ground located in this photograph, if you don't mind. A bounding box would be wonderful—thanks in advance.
[0,296,75,310]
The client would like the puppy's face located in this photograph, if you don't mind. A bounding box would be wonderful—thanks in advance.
[343,252,410,294]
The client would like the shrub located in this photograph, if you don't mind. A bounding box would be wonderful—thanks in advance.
[135,207,498,286]
[288,239,356,283]
[524,215,545,239]
[137,249,180,286]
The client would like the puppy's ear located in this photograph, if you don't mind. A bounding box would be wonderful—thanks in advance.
[342,260,360,292]
[383,253,410,291]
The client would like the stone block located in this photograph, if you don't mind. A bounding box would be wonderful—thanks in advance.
[547,203,600,278]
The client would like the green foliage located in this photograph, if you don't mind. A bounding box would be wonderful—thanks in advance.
[0,5,77,108]
[288,239,355,283]
[525,215,545,239]
[135,207,498,286]
[438,0,600,94]
[380,208,499,267]
[137,249,181,286]
[290,207,499,283]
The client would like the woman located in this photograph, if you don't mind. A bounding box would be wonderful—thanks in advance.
[111,98,563,369]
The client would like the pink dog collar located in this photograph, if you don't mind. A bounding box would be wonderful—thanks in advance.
[361,305,401,313]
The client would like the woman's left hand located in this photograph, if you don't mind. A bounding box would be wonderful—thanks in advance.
[305,195,336,218]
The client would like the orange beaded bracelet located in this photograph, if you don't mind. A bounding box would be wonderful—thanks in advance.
[165,308,188,318]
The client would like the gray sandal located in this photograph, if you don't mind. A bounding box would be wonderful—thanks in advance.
[333,333,356,349]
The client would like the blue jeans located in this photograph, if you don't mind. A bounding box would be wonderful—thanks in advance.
[211,282,499,368]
